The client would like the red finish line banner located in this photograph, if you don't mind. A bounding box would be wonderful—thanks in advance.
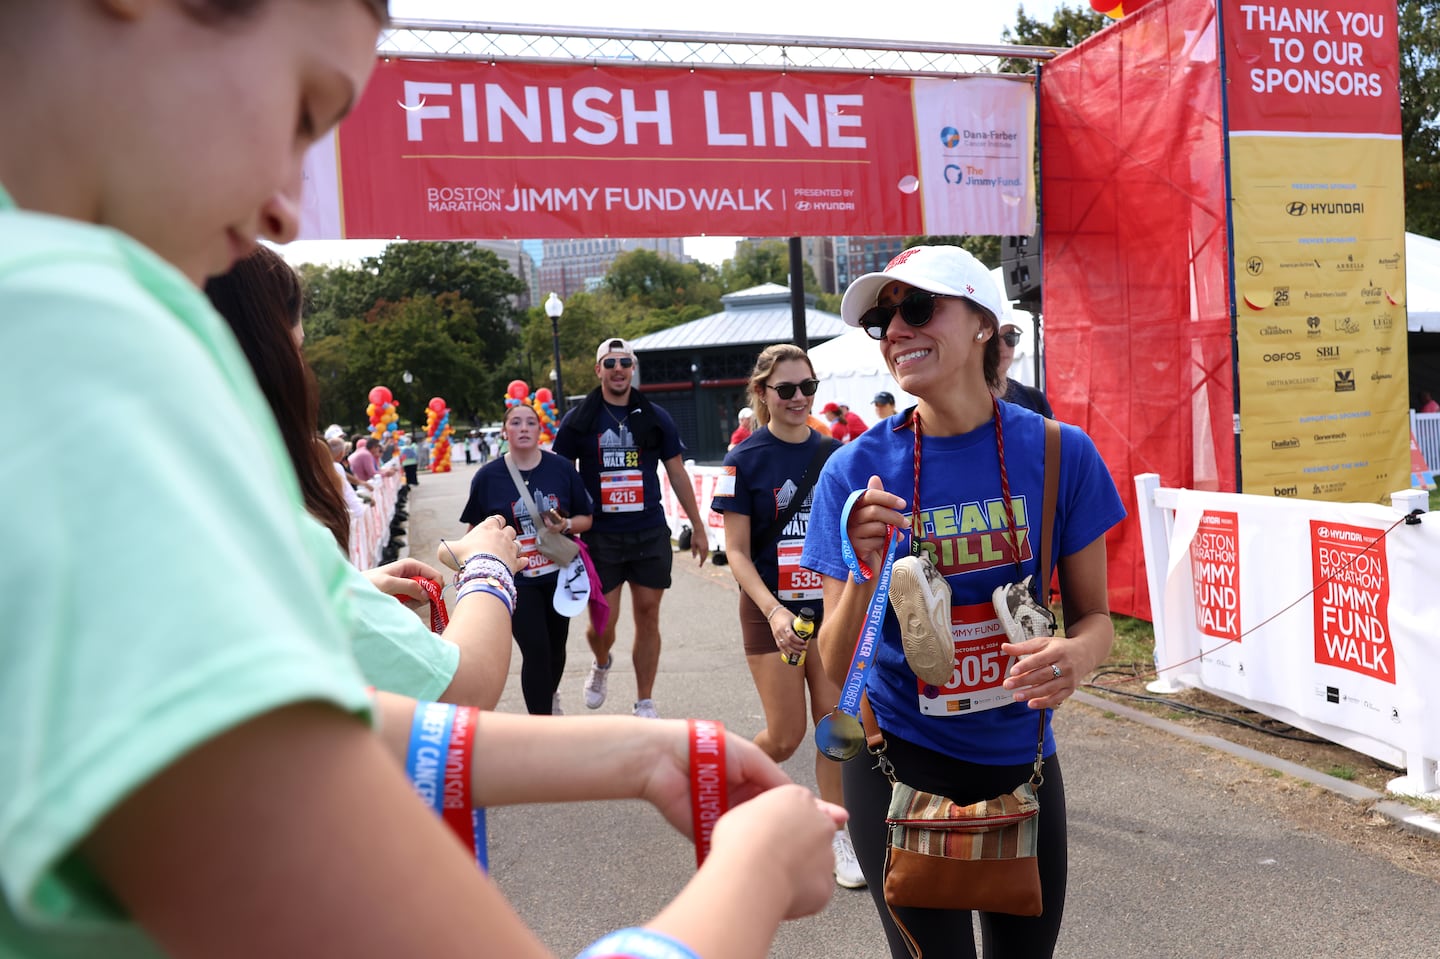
[300,60,1035,240]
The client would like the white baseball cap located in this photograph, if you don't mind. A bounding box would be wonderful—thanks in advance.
[551,554,590,616]
[738,407,754,420]
[323,424,346,441]
[840,245,1005,330]
[595,337,635,363]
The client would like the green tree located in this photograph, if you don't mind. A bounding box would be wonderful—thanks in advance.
[719,239,819,293]
[905,235,1002,269]
[298,261,377,339]
[318,292,497,429]
[299,241,527,427]
[1001,3,1108,72]
[364,242,524,350]
[1400,0,1440,236]
[603,248,720,311]
[516,290,613,409]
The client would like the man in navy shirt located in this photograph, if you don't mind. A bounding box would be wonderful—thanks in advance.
[552,338,710,719]
[998,321,1054,417]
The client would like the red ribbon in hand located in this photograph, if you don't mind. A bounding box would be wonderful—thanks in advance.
[687,719,728,867]
[410,576,449,632]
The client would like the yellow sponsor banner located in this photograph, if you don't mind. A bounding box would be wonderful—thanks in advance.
[1230,135,1408,503]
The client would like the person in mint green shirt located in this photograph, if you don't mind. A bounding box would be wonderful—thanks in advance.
[0,2,848,958]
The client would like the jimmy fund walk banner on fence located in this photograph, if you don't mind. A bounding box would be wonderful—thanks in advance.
[299,60,1036,240]
[1224,0,1410,503]
[1162,489,1439,770]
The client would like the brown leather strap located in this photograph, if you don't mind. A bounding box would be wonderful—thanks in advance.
[860,693,885,750]
[1039,417,1061,605]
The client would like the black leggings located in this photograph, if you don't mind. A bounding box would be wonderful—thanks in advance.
[842,732,1068,959]
[512,576,571,714]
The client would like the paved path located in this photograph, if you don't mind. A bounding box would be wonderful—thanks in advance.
[404,462,1440,959]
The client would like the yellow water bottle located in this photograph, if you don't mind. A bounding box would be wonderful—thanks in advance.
[783,607,817,666]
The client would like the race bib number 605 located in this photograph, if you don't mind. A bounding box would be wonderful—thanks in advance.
[917,601,1016,716]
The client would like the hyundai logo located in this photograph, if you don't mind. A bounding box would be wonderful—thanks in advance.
[1286,202,1308,217]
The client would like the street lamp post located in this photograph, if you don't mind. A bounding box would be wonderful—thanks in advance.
[544,292,565,411]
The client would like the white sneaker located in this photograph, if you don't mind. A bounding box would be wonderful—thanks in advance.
[889,554,955,687]
[551,691,564,716]
[832,830,867,889]
[992,575,1056,645]
[632,698,660,719]
[583,657,611,709]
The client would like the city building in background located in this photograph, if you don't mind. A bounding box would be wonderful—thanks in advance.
[737,236,837,294]
[834,235,908,292]
[537,237,688,299]
[469,239,537,313]
[627,283,847,463]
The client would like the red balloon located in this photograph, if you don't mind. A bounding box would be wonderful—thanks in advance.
[507,379,530,400]
[369,385,392,406]
[428,396,446,413]
[1089,0,1158,16]
[534,387,553,405]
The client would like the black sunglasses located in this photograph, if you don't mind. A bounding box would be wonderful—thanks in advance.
[1000,330,1022,347]
[601,357,634,369]
[860,290,955,340]
[765,378,819,400]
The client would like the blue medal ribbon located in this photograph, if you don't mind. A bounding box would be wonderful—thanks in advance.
[836,517,901,719]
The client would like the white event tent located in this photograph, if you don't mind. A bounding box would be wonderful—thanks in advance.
[1406,231,1440,332]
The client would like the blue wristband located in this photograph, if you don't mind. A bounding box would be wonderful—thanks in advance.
[404,701,456,814]
[457,581,514,615]
[575,927,700,959]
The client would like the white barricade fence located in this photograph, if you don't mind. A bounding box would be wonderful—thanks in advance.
[658,461,729,555]
[1136,473,1438,798]
[348,465,404,570]
[1412,410,1440,475]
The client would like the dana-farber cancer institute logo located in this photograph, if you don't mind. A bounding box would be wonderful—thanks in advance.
[940,127,961,148]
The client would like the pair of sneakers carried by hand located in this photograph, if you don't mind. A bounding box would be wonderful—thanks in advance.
[889,551,1053,686]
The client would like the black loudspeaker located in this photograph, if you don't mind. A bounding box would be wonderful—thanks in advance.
[1000,233,1042,306]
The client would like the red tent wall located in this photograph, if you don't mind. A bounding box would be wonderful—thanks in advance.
[1040,0,1234,620]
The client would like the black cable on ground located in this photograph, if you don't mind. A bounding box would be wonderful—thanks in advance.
[1081,665,1331,745]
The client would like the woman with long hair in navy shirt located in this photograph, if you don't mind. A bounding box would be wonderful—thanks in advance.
[460,402,593,714]
[711,344,864,889]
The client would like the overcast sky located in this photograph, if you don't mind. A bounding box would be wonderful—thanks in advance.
[279,1,1067,269]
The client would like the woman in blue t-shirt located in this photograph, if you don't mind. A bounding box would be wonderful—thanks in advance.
[802,246,1126,959]
[460,403,593,715]
[710,344,864,889]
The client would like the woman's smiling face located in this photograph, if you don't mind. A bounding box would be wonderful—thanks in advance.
[874,281,991,397]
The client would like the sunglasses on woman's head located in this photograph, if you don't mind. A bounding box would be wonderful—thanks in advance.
[601,357,634,369]
[860,290,955,340]
[765,378,820,400]
[1000,330,1022,347]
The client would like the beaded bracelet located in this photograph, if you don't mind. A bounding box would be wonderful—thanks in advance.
[457,561,515,590]
[456,556,516,602]
[574,927,700,959]
[458,552,514,582]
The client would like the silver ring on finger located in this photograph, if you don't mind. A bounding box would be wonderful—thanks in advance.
[1051,664,1063,679]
